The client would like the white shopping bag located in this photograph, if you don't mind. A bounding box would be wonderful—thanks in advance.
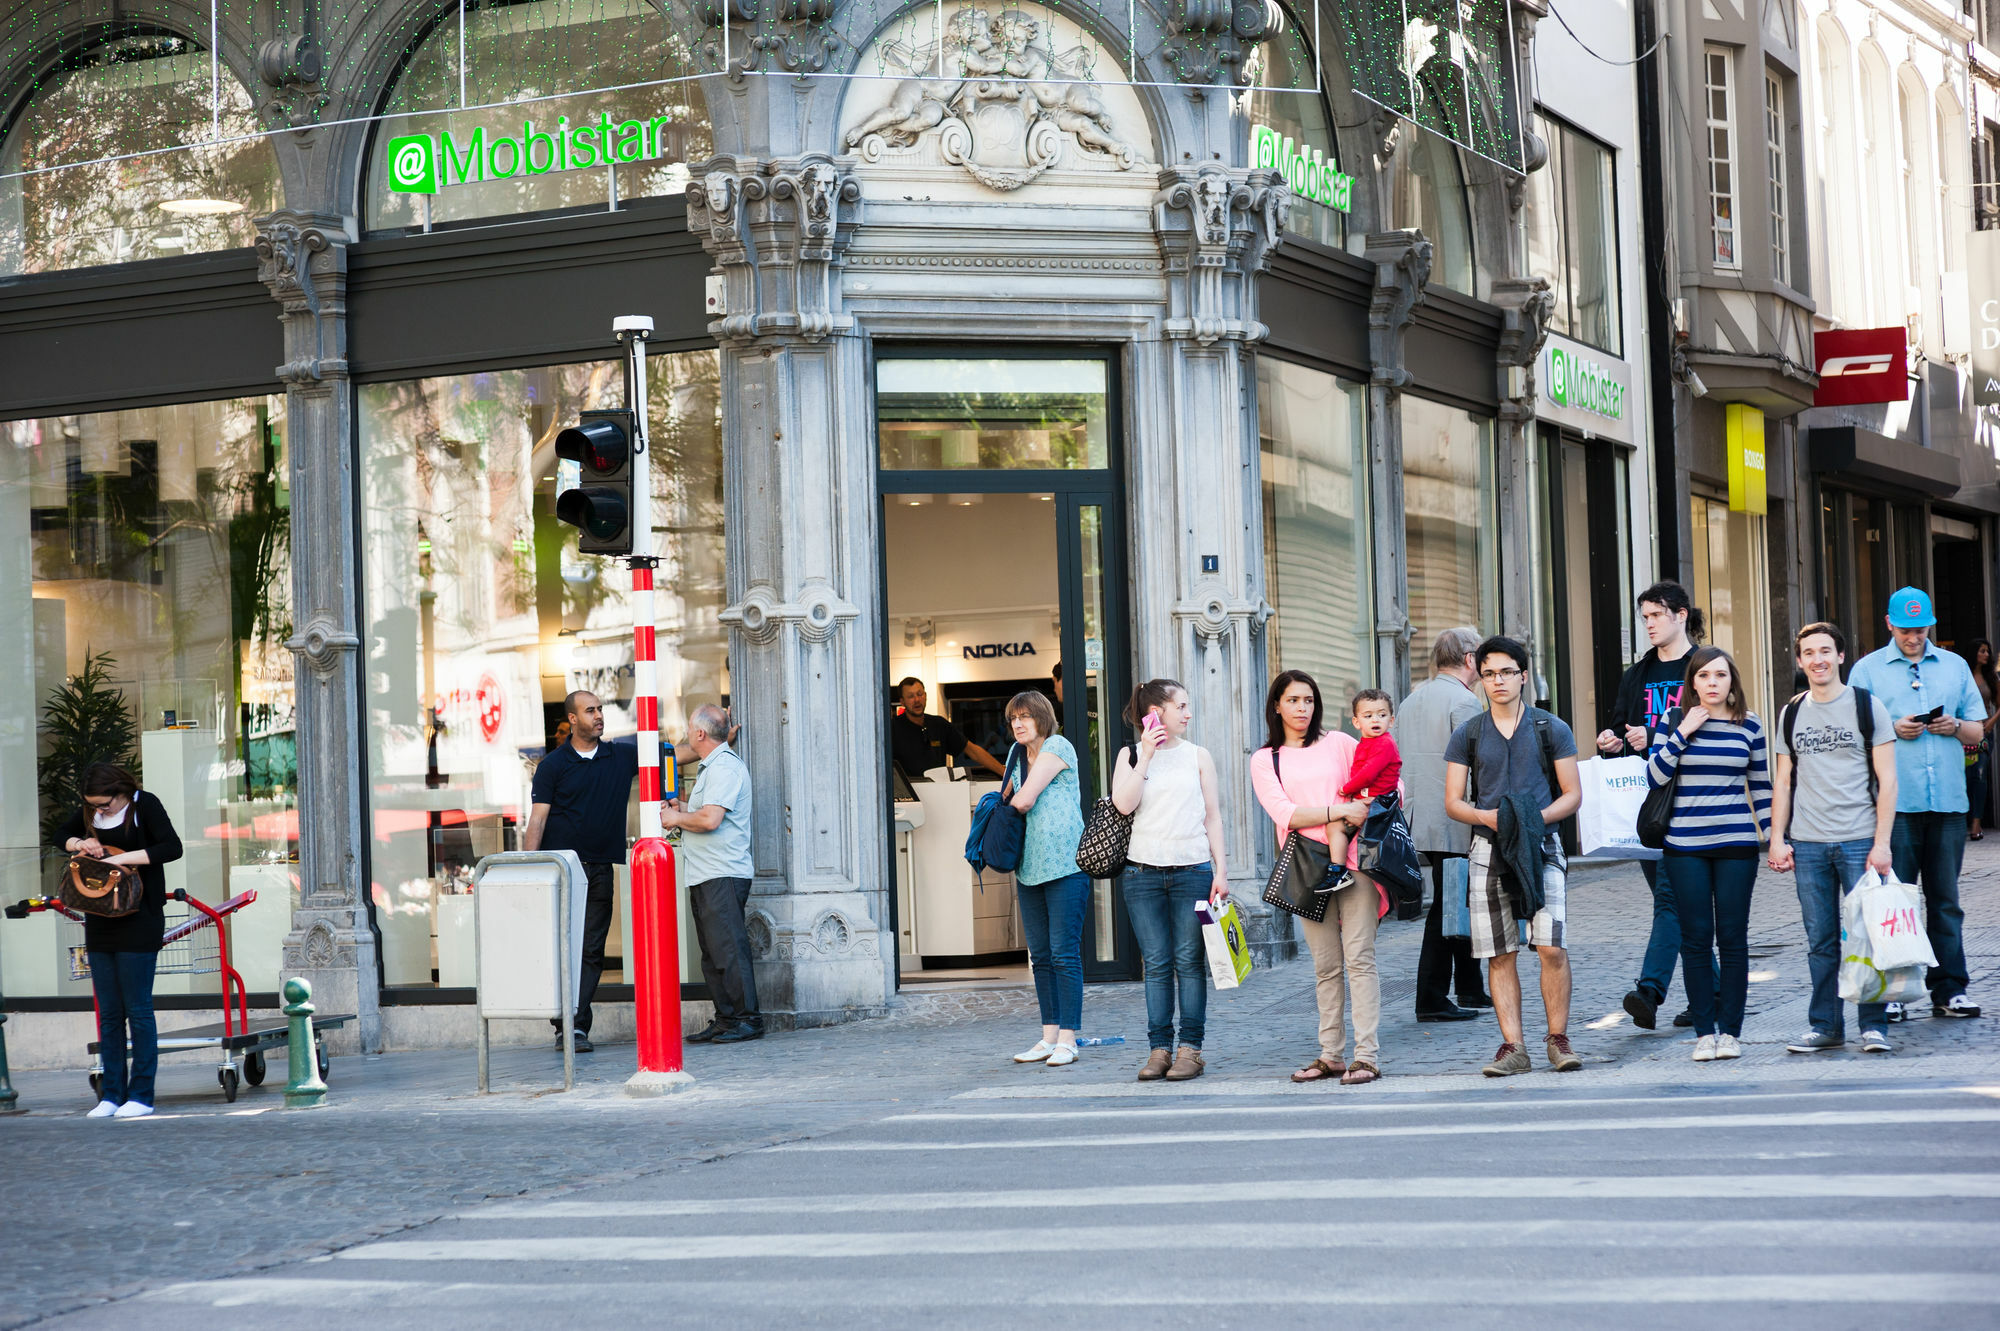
[1194,899,1253,990]
[1576,756,1656,858]
[1851,869,1938,972]
[1838,876,1929,1005]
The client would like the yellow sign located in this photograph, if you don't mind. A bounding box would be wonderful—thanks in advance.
[1727,404,1767,514]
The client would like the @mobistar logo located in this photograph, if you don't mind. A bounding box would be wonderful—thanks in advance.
[1821,353,1896,377]
[386,113,691,193]
[387,133,438,193]
[1547,346,1626,422]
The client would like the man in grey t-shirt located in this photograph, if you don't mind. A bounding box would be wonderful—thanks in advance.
[1768,622,1898,1053]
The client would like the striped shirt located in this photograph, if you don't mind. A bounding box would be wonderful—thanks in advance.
[1646,713,1773,856]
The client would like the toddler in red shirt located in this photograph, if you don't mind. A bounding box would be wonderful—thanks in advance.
[1325,689,1401,891]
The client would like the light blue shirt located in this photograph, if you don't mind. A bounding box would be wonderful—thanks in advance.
[678,743,754,882]
[1847,641,1983,814]
[1013,734,1084,886]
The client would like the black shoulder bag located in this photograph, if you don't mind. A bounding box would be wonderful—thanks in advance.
[1636,708,1683,850]
[1261,749,1333,924]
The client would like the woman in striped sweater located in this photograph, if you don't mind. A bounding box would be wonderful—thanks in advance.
[1646,646,1773,1062]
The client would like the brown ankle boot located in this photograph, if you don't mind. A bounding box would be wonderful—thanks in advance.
[1137,1048,1172,1081]
[1164,1047,1205,1081]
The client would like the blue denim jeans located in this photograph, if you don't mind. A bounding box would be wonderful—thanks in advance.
[1634,858,1682,1003]
[1017,872,1090,1031]
[1661,853,1758,1037]
[1890,811,1971,1003]
[87,950,159,1107]
[1793,839,1888,1036]
[1123,863,1211,1050]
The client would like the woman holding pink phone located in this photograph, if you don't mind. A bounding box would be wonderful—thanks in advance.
[1109,678,1230,1082]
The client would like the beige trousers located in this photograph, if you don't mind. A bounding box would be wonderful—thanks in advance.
[1298,873,1382,1069]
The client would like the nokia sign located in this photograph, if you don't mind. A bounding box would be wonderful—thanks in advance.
[962,642,1038,660]
[1812,327,1908,406]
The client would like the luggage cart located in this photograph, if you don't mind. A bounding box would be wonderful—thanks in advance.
[5,887,352,1103]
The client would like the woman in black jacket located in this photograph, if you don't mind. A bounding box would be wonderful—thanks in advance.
[54,763,183,1119]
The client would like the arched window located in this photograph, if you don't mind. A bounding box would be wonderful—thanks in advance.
[0,33,280,275]
[1899,73,1934,340]
[1392,127,1473,293]
[1814,24,1855,317]
[1938,90,1968,283]
[1242,4,1346,250]
[365,0,711,233]
[1857,50,1897,323]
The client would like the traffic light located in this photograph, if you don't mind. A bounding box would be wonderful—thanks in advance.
[554,409,635,555]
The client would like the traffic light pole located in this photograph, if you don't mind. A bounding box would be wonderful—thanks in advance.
[614,315,693,1096]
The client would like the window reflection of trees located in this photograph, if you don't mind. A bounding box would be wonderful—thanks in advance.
[0,34,280,275]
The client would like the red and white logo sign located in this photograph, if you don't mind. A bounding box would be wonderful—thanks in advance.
[476,673,504,743]
[1813,327,1908,406]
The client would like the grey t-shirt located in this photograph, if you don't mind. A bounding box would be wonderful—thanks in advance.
[1772,686,1895,844]
[1443,708,1579,838]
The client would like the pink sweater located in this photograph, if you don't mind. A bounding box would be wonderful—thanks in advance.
[1249,731,1361,870]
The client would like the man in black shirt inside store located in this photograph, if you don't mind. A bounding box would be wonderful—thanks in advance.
[524,689,638,1052]
[891,677,1005,779]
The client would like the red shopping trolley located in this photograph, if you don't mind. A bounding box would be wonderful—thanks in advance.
[5,887,352,1102]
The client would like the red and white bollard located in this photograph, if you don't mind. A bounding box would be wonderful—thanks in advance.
[615,315,693,1096]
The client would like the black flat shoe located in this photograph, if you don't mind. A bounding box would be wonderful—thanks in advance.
[1673,1009,1695,1028]
[1457,993,1494,1009]
[709,1022,765,1044]
[1623,988,1660,1031]
[685,1021,726,1044]
[1416,1005,1479,1022]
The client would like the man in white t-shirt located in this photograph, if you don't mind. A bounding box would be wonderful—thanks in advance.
[1768,622,1898,1053]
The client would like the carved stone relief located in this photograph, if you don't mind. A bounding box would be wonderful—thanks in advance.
[839,3,1154,196]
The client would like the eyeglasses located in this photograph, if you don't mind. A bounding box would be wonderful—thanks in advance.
[84,797,113,808]
[1480,667,1524,682]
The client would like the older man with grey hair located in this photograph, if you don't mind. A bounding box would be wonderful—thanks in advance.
[1396,627,1493,1022]
[664,703,761,1043]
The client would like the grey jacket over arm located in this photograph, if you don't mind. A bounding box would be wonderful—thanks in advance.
[1395,673,1484,856]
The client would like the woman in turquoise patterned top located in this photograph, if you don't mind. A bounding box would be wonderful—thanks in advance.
[1004,690,1089,1068]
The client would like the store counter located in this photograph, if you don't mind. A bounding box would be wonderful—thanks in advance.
[901,773,1021,961]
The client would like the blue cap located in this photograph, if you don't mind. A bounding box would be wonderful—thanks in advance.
[1886,587,1936,628]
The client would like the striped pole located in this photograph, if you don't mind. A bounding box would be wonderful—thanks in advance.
[615,315,692,1094]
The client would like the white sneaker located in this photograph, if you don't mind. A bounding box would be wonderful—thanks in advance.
[1884,1002,1906,1024]
[1013,1041,1055,1063]
[112,1101,154,1118]
[1862,1030,1892,1053]
[1044,1043,1078,1068]
[1692,1035,1717,1062]
[1714,1034,1742,1060]
[86,1100,119,1119]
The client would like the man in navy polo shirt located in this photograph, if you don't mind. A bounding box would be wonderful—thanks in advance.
[525,689,639,1051]
[1848,588,1985,1021]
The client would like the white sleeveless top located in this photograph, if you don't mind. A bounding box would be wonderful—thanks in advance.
[1124,742,1210,867]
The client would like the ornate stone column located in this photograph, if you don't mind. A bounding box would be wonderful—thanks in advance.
[1363,230,1433,700]
[1491,276,1556,665]
[1142,164,1292,958]
[687,155,888,1026]
[254,211,379,1053]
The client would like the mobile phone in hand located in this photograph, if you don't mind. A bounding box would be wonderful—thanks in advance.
[1921,705,1946,723]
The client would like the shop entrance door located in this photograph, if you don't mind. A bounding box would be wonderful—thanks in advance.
[876,351,1134,990]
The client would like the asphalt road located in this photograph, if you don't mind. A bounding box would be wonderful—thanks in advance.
[24,1073,2000,1329]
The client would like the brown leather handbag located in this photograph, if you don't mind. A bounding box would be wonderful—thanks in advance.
[60,849,141,918]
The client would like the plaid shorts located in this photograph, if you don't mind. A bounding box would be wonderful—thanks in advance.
[1467,833,1567,960]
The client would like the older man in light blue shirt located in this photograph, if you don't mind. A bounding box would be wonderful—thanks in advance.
[662,703,760,1042]
[1846,588,1984,1020]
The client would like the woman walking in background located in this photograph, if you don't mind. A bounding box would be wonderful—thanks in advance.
[1250,671,1383,1086]
[1004,691,1090,1069]
[1961,640,1999,839]
[1111,678,1230,1083]
[56,762,184,1119]
[1646,648,1772,1063]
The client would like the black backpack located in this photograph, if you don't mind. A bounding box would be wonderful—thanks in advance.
[1779,686,1878,801]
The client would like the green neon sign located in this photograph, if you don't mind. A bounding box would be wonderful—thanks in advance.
[1547,346,1625,421]
[387,115,682,193]
[1250,123,1352,213]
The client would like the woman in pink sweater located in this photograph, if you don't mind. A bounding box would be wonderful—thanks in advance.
[1249,670,1384,1084]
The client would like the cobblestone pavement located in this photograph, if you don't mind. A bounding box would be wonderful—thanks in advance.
[6,844,1999,1329]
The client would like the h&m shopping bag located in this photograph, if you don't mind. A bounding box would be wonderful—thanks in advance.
[1576,755,1657,858]
[1838,875,1929,1005]
[1851,868,1938,973]
[1195,899,1254,990]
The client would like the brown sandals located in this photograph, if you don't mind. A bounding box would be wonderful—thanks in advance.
[1290,1057,1346,1083]
[1339,1063,1381,1085]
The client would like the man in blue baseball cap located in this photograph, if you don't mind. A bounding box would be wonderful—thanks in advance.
[1847,587,1985,1033]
